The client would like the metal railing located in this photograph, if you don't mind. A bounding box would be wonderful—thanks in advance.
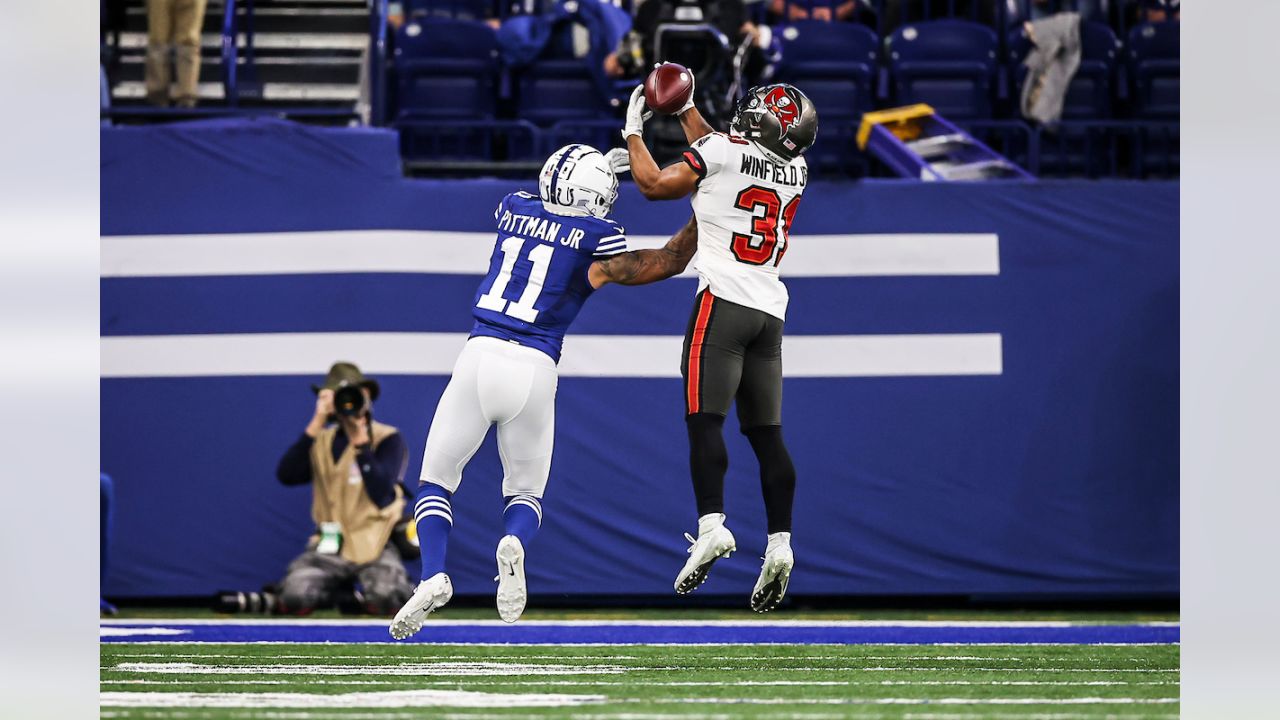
[370,0,390,125]
[220,0,261,105]
[221,0,239,103]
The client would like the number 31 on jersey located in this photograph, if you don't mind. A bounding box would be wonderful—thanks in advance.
[731,185,800,267]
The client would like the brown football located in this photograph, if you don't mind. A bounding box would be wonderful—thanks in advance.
[643,63,694,115]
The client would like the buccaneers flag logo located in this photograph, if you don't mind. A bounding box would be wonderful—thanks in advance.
[763,86,800,136]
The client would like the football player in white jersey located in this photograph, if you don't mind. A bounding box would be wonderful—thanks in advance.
[613,77,818,612]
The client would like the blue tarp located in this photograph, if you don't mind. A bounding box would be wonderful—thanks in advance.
[101,119,1178,599]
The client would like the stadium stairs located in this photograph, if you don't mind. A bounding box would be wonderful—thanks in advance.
[104,0,368,123]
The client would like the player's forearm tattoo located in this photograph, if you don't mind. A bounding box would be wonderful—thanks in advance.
[597,216,698,286]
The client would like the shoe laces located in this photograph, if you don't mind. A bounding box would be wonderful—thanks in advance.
[684,532,698,553]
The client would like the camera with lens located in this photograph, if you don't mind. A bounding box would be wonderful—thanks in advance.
[615,31,645,76]
[332,380,367,417]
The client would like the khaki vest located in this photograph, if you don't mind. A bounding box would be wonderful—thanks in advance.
[309,420,405,565]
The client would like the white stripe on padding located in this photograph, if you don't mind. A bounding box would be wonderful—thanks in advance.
[100,231,998,278]
[415,498,451,510]
[414,504,451,518]
[414,504,455,520]
[100,333,1002,378]
[597,234,625,242]
[415,509,453,524]
[506,496,543,523]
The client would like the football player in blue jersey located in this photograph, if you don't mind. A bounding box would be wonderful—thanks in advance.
[390,144,698,639]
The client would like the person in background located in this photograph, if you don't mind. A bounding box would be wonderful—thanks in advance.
[604,0,766,80]
[1137,0,1178,22]
[145,0,208,107]
[274,362,413,616]
[767,0,874,24]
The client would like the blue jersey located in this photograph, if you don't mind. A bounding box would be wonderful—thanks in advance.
[470,191,628,362]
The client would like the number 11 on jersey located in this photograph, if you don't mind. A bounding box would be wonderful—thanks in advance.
[477,236,554,323]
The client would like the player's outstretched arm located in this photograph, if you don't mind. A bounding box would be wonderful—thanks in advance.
[621,85,699,201]
[677,104,716,145]
[626,135,699,200]
[588,215,698,288]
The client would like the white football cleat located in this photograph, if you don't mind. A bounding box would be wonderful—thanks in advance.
[750,543,794,613]
[388,572,453,640]
[674,523,736,594]
[494,535,528,623]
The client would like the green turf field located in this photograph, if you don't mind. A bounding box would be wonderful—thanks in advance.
[100,639,1179,718]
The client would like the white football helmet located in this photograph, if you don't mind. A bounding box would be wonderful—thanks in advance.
[538,144,618,219]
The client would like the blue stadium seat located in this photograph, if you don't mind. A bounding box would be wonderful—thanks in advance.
[405,0,496,22]
[775,21,879,174]
[776,21,878,120]
[1126,21,1179,118]
[887,19,999,119]
[1007,20,1121,119]
[517,60,612,125]
[393,19,499,120]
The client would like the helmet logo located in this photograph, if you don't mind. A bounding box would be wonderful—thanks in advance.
[763,86,800,137]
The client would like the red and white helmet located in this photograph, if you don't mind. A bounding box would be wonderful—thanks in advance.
[538,144,618,219]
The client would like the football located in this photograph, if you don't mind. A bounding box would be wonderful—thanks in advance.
[643,62,694,115]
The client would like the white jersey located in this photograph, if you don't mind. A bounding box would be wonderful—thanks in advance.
[682,131,808,320]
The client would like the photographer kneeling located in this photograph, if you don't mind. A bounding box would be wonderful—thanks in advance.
[275,362,413,615]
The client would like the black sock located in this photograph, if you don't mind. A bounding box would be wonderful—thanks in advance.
[744,425,796,534]
[686,413,728,518]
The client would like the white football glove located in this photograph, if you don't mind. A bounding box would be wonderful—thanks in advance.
[603,147,631,175]
[621,84,653,140]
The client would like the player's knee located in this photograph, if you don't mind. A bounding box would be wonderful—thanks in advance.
[419,474,461,495]
[687,413,729,468]
[687,412,726,433]
[500,460,551,499]
[743,424,796,481]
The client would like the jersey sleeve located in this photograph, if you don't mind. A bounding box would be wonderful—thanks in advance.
[682,132,732,184]
[591,221,628,258]
[494,193,510,222]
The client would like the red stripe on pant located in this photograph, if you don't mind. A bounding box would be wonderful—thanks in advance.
[687,291,716,414]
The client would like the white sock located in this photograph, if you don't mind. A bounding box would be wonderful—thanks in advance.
[698,513,726,535]
[766,532,791,553]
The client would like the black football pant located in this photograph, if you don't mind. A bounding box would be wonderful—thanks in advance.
[680,289,796,534]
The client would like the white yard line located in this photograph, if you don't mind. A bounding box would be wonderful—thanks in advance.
[105,653,639,661]
[101,678,1179,687]
[106,660,1176,674]
[100,689,607,708]
[112,661,628,676]
[99,691,1178,709]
